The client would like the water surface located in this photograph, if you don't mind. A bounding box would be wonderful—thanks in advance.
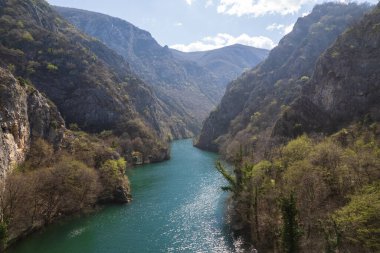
[8,139,242,253]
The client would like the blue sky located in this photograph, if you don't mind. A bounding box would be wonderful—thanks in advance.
[47,0,377,51]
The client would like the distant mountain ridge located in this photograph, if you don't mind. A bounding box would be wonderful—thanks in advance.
[171,44,269,88]
[55,6,268,135]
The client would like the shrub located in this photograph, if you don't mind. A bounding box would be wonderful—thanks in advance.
[24,138,54,169]
[281,193,302,253]
[281,135,312,166]
[99,158,129,200]
[333,184,380,250]
[299,76,310,82]
[46,63,58,72]
[0,222,7,251]
[22,31,34,41]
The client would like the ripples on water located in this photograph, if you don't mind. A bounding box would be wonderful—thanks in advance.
[8,139,246,253]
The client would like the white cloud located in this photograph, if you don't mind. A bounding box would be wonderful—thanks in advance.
[186,0,193,5]
[174,22,183,27]
[266,23,294,35]
[170,33,276,52]
[284,23,294,34]
[266,23,286,31]
[215,0,377,17]
[216,0,316,17]
[205,0,214,7]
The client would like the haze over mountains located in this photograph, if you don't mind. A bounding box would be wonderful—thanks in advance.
[0,0,268,242]
[55,6,269,136]
[171,44,269,88]
[1,0,379,252]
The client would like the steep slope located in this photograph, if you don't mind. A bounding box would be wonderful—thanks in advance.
[0,67,64,177]
[196,3,371,158]
[216,4,380,252]
[55,7,266,133]
[274,3,380,138]
[0,67,136,245]
[171,44,269,87]
[0,0,172,159]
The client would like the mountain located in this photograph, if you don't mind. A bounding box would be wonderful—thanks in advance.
[213,3,380,252]
[0,0,175,162]
[0,0,171,243]
[195,3,372,159]
[274,3,380,138]
[0,66,135,242]
[55,7,268,134]
[0,67,65,177]
[171,44,269,88]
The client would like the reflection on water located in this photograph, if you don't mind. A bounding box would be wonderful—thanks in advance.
[8,139,244,253]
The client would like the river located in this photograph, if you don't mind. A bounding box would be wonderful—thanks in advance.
[8,139,243,253]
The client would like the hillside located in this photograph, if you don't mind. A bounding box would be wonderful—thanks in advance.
[171,44,269,87]
[274,3,380,138]
[55,7,268,133]
[0,67,65,177]
[0,66,134,244]
[196,3,372,158]
[0,0,175,245]
[0,0,177,161]
[206,2,380,252]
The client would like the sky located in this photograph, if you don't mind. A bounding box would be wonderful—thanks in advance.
[47,0,378,52]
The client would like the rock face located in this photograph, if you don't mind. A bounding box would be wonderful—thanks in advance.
[0,69,29,177]
[0,67,65,176]
[55,7,268,135]
[196,3,371,158]
[0,0,171,160]
[274,3,380,137]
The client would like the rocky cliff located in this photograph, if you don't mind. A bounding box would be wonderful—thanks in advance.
[0,0,172,163]
[196,3,371,158]
[0,67,65,177]
[213,4,380,252]
[274,3,380,138]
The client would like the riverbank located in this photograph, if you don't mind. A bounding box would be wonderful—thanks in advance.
[7,139,243,253]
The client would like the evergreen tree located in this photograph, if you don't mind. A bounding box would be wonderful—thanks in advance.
[281,193,302,253]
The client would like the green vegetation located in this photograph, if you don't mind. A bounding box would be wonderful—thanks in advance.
[99,158,129,201]
[333,184,380,250]
[21,31,33,41]
[0,133,133,246]
[216,161,236,193]
[0,222,7,251]
[217,123,380,252]
[46,63,58,72]
[299,76,310,82]
[281,193,302,253]
[6,64,15,73]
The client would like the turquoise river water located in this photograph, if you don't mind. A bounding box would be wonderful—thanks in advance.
[8,139,244,253]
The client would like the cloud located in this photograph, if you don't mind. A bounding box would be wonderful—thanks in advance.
[215,0,378,17]
[185,0,193,5]
[205,0,214,7]
[170,33,276,52]
[216,0,316,17]
[283,23,294,34]
[266,23,286,31]
[174,22,183,27]
[266,23,294,35]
